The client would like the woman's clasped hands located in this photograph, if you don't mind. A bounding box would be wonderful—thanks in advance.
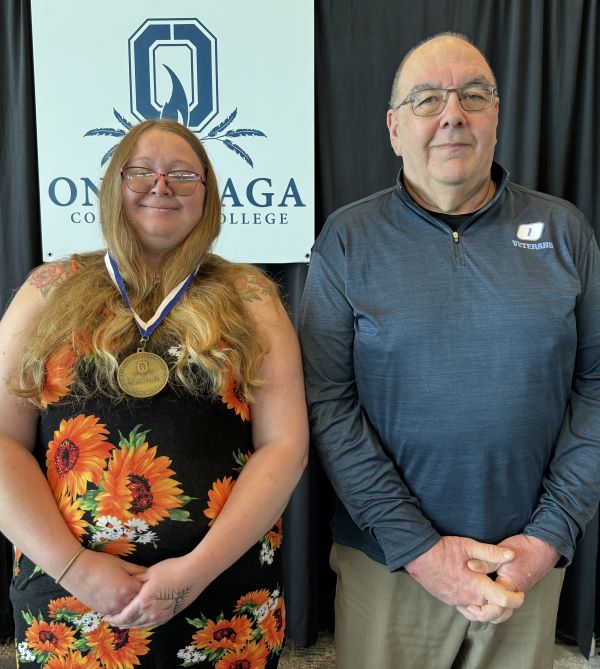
[61,550,202,629]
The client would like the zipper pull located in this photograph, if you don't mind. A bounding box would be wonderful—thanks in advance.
[452,231,460,244]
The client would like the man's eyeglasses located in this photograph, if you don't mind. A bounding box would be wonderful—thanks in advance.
[393,84,498,117]
[121,167,206,196]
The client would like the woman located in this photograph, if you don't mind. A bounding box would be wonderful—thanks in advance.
[0,119,308,668]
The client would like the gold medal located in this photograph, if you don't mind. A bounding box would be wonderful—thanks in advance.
[117,349,169,398]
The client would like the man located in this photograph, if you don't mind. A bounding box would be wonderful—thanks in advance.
[299,33,600,669]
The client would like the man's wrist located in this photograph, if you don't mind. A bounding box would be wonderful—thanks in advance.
[521,528,566,565]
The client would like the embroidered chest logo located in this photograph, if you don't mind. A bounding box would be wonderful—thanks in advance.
[517,222,544,241]
[513,222,554,250]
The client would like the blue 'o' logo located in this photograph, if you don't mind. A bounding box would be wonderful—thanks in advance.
[129,18,218,130]
[85,17,265,168]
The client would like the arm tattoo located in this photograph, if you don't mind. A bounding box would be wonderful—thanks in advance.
[238,274,270,302]
[151,585,192,616]
[28,260,77,297]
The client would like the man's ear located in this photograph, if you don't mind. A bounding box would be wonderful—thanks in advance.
[386,109,403,158]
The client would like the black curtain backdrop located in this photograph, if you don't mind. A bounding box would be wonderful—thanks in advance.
[2,0,600,658]
[0,0,39,641]
[0,0,40,310]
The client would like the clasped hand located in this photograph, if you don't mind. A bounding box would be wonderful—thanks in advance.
[105,554,204,629]
[60,550,145,617]
[461,534,560,623]
[405,536,525,624]
[62,551,202,629]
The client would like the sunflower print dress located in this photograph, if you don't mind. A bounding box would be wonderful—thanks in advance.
[10,343,285,669]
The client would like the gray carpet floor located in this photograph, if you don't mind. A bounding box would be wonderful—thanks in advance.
[0,634,598,668]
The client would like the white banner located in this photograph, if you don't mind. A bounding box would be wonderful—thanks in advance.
[31,1,314,263]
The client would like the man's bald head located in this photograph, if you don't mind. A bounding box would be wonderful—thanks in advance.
[389,32,496,108]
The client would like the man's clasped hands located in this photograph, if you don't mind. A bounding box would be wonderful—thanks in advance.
[404,534,560,624]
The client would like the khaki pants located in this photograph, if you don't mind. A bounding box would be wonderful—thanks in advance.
[330,543,565,669]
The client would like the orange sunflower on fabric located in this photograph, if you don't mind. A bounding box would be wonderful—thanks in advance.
[95,442,183,526]
[220,365,251,421]
[259,598,286,651]
[265,517,283,551]
[12,547,22,578]
[203,476,234,526]
[25,618,76,658]
[45,650,102,669]
[48,596,90,620]
[46,414,113,499]
[56,494,88,542]
[193,615,253,653]
[214,640,270,669]
[86,622,151,669]
[235,589,270,613]
[97,534,136,557]
[41,344,77,408]
[73,329,95,357]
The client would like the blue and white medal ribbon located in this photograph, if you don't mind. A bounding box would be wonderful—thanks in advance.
[104,253,198,339]
[104,253,198,398]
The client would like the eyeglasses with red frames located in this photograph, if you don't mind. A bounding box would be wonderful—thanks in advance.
[121,166,206,196]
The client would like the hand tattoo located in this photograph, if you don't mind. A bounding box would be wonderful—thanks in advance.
[151,585,192,616]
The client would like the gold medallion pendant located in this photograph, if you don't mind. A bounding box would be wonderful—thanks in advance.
[117,349,169,398]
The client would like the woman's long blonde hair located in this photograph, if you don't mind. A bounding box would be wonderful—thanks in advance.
[13,119,274,405]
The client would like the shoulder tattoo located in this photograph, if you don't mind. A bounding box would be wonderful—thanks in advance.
[236,273,271,303]
[28,259,78,297]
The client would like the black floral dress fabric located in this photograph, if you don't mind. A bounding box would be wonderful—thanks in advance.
[10,345,284,669]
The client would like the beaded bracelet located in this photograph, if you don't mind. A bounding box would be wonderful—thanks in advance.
[55,546,86,585]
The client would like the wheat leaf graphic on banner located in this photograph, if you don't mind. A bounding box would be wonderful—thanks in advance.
[225,128,266,138]
[101,144,117,167]
[207,108,238,137]
[84,128,126,138]
[223,139,253,168]
[113,108,133,130]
